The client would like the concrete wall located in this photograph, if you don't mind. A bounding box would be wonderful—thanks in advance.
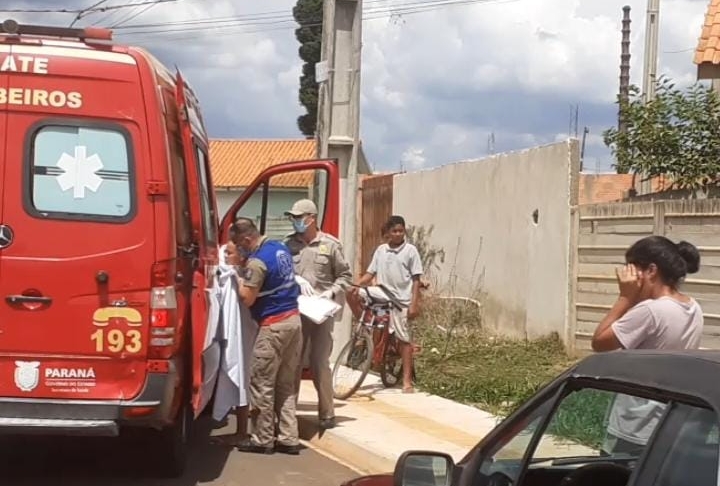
[393,140,580,341]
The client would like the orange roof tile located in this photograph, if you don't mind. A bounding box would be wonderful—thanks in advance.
[209,139,316,188]
[695,0,720,65]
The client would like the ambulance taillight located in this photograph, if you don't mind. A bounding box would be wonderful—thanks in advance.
[149,260,178,359]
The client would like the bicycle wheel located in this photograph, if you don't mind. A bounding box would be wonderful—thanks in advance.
[380,334,403,388]
[331,330,374,400]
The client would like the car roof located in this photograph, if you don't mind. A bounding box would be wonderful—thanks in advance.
[571,349,720,409]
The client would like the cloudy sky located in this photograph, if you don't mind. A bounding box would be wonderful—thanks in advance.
[2,0,711,172]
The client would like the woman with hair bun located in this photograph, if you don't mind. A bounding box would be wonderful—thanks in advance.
[592,235,704,455]
[592,235,703,352]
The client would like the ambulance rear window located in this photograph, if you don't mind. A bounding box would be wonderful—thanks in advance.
[27,124,134,221]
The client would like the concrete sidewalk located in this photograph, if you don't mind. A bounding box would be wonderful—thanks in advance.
[296,374,503,475]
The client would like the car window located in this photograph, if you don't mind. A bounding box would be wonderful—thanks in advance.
[195,144,217,245]
[474,387,669,486]
[29,125,133,219]
[233,168,328,240]
[476,398,554,485]
[655,405,719,486]
[530,388,665,461]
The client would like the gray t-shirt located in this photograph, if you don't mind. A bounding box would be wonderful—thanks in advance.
[606,296,704,446]
[367,242,423,305]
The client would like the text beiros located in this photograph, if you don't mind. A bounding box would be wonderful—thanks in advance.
[0,55,84,109]
[0,87,82,109]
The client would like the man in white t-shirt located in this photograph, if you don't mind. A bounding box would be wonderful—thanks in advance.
[352,215,423,393]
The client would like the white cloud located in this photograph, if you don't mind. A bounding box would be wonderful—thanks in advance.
[1,0,711,172]
[401,147,427,169]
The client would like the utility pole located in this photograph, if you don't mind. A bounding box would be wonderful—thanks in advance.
[580,127,589,171]
[640,0,660,194]
[315,0,363,357]
[641,0,660,103]
[618,5,631,135]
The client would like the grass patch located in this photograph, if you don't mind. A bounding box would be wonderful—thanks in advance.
[413,297,618,450]
[413,298,577,416]
[547,390,613,449]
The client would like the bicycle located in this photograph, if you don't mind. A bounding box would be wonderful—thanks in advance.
[331,284,414,400]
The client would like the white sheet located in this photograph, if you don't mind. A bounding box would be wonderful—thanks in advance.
[212,245,258,422]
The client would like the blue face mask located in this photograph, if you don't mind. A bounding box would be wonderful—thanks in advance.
[292,218,309,234]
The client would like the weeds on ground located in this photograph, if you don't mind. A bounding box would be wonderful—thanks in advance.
[547,389,614,449]
[413,298,577,417]
[412,298,620,450]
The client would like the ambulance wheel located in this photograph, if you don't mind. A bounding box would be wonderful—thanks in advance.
[155,398,192,478]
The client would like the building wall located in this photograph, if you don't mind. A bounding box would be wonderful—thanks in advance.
[578,173,667,205]
[393,140,580,342]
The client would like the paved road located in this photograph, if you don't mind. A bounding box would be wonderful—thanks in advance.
[0,417,359,486]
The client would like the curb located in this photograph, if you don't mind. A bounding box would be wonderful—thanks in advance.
[297,412,395,476]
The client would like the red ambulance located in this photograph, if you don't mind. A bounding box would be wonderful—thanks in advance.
[0,19,339,476]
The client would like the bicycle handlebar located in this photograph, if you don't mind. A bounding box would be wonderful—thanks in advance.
[349,283,405,311]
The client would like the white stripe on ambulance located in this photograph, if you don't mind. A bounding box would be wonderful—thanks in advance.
[10,45,136,65]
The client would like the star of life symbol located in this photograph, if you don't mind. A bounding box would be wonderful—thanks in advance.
[56,146,104,199]
[14,361,40,392]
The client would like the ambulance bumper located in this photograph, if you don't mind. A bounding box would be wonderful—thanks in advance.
[0,363,179,437]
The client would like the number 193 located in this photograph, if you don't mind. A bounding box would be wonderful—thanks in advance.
[91,329,142,354]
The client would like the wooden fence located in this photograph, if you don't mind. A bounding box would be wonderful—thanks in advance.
[570,199,720,353]
[359,174,394,274]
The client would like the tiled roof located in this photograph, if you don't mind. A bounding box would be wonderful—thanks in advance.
[695,0,720,65]
[209,139,316,188]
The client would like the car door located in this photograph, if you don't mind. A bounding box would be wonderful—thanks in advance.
[0,51,7,279]
[175,71,221,416]
[0,93,154,400]
[219,158,340,242]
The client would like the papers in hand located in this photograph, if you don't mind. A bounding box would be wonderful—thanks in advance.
[298,294,342,324]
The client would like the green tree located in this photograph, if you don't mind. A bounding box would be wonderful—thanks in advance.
[603,76,720,190]
[293,0,323,137]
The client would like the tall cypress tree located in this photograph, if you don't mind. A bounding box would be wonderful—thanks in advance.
[293,0,323,137]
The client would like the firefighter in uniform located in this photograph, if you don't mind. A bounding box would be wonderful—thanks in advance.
[285,199,352,430]
[227,217,302,455]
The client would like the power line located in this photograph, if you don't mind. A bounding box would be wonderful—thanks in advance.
[91,0,142,26]
[0,0,176,15]
[117,0,519,40]
[69,0,109,27]
[662,47,694,54]
[110,0,391,29]
[109,1,158,28]
[118,0,505,31]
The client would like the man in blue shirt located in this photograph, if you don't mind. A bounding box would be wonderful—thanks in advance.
[226,217,302,455]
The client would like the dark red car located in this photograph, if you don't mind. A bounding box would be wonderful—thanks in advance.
[342,349,720,486]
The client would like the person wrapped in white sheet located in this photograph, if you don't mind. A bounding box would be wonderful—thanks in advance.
[210,239,259,446]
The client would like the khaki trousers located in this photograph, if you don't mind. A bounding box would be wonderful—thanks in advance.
[295,315,335,420]
[250,314,302,447]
